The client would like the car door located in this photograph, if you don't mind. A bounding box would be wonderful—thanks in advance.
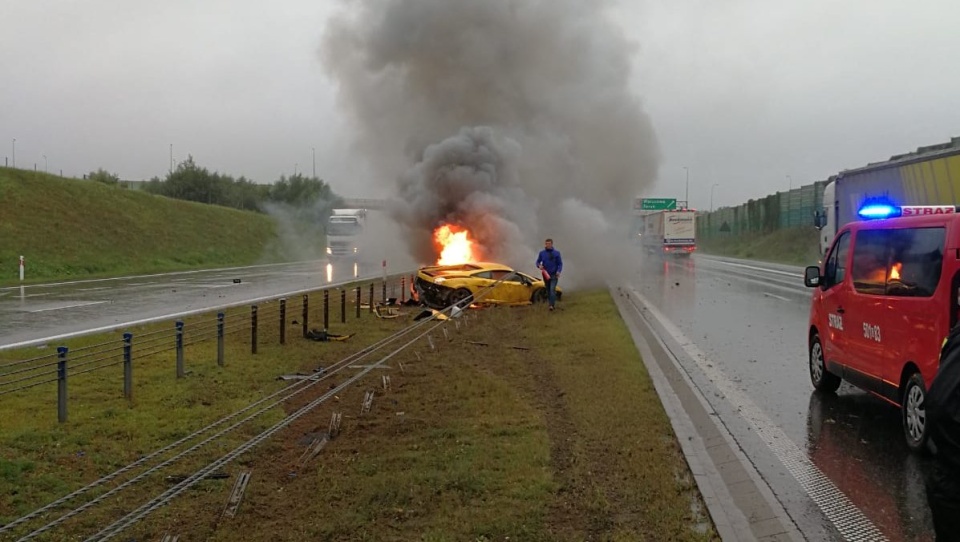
[845,228,893,391]
[491,271,532,303]
[469,271,497,302]
[819,231,853,371]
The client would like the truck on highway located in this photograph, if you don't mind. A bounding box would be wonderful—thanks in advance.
[816,137,960,255]
[325,208,367,260]
[641,209,697,257]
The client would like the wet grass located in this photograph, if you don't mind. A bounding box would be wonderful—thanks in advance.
[0,289,717,541]
[0,167,286,286]
[699,226,821,266]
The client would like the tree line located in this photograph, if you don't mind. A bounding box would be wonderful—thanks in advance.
[88,156,343,215]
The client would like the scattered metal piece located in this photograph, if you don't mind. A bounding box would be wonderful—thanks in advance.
[464,340,530,351]
[398,361,405,373]
[221,471,251,520]
[329,412,343,438]
[161,534,180,542]
[277,373,321,381]
[232,278,242,284]
[165,471,230,484]
[415,351,422,362]
[442,327,450,341]
[361,390,375,414]
[427,335,435,351]
[382,375,391,391]
[348,364,392,370]
[298,435,329,467]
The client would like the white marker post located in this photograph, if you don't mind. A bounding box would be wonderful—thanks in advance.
[19,255,24,282]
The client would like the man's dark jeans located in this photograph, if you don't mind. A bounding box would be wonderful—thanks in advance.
[545,276,559,308]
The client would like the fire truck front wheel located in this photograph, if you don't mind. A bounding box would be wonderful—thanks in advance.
[902,372,929,454]
[809,334,841,393]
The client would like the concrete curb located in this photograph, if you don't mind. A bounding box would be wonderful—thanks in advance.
[612,286,805,542]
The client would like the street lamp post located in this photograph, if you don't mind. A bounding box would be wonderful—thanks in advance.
[12,139,15,168]
[43,155,47,173]
[787,175,792,191]
[312,147,316,178]
[683,166,689,209]
[711,183,719,212]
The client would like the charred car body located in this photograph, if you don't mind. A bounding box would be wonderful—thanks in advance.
[415,262,562,309]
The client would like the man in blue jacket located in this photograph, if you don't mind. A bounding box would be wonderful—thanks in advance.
[535,238,563,311]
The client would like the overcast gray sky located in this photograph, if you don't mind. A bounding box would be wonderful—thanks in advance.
[2,0,959,211]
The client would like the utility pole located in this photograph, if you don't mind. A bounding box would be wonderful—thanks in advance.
[787,175,792,191]
[11,138,15,168]
[312,147,316,178]
[169,143,173,174]
[683,166,689,209]
[43,154,47,173]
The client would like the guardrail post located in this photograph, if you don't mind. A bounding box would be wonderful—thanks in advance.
[401,276,406,303]
[323,289,329,330]
[302,294,309,338]
[368,283,374,313]
[356,286,361,319]
[251,305,258,355]
[57,347,68,423]
[340,289,346,323]
[175,320,185,378]
[279,298,287,345]
[217,312,225,367]
[123,333,133,399]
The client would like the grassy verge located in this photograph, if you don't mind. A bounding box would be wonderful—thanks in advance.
[0,290,716,541]
[0,167,291,286]
[698,226,821,266]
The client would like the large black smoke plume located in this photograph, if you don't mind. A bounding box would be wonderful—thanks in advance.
[322,0,659,285]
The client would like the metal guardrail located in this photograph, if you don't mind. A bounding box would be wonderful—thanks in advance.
[0,274,414,423]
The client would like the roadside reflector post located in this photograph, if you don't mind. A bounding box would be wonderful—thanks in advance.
[19,255,24,282]
[355,286,361,319]
[251,305,258,355]
[323,289,329,331]
[175,320,185,378]
[279,298,287,345]
[368,283,374,313]
[302,295,309,338]
[217,312,225,367]
[57,346,68,423]
[340,289,346,324]
[123,332,133,399]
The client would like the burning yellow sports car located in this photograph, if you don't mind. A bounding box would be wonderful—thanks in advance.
[415,262,562,309]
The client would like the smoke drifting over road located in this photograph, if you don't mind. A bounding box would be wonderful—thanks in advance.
[322,0,659,284]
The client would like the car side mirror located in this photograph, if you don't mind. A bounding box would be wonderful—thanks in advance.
[804,266,821,288]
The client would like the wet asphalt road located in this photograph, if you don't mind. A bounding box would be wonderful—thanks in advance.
[633,254,935,542]
[0,260,386,350]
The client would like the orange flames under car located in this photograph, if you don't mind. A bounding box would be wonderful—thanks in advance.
[434,224,478,265]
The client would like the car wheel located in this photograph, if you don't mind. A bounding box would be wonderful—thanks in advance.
[902,372,929,453]
[809,334,841,393]
[531,288,548,303]
[448,288,473,309]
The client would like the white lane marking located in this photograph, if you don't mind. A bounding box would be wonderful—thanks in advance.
[0,272,385,351]
[697,266,808,297]
[763,292,791,301]
[631,288,888,542]
[706,259,803,278]
[25,293,55,298]
[0,260,325,292]
[28,301,108,313]
[77,287,110,292]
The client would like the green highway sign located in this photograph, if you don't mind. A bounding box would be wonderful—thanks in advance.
[636,198,677,211]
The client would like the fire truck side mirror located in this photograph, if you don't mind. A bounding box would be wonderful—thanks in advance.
[804,266,821,288]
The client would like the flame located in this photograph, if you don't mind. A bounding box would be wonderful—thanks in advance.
[890,263,902,281]
[434,224,477,265]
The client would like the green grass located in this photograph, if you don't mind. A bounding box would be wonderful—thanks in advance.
[0,289,717,541]
[0,167,290,285]
[698,226,821,266]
